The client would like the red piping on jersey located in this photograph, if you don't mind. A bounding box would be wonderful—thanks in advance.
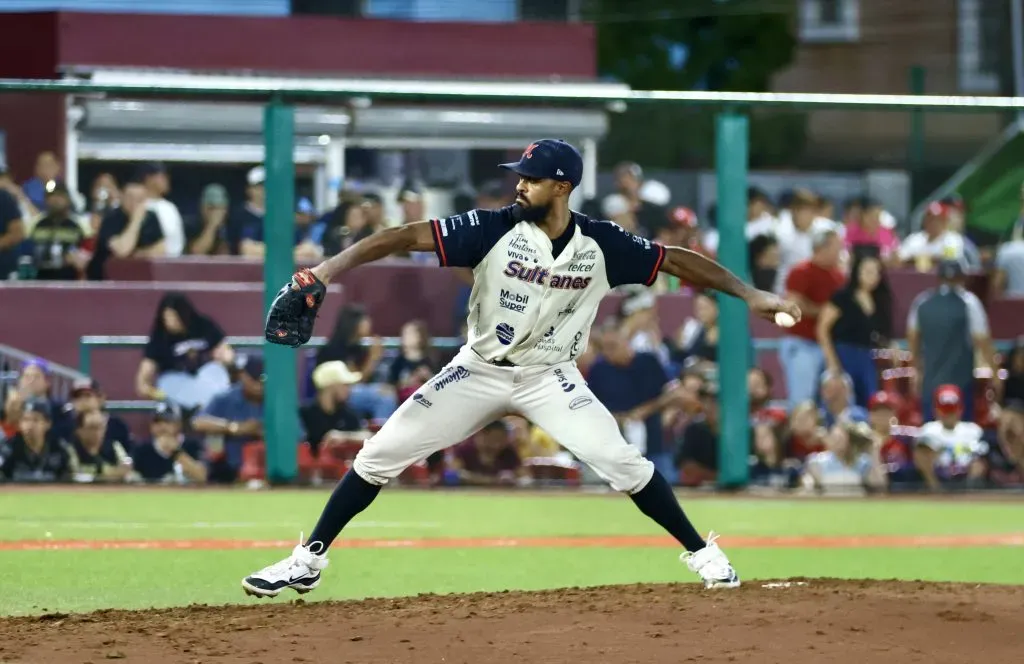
[431,219,448,266]
[645,243,666,286]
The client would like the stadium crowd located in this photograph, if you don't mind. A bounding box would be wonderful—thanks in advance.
[1,153,1024,493]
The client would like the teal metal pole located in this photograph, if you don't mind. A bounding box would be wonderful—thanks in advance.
[79,341,91,376]
[714,112,751,489]
[262,99,299,484]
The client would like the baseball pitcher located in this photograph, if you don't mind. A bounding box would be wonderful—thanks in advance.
[243,139,801,596]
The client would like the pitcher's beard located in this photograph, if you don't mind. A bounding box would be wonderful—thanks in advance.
[513,201,551,223]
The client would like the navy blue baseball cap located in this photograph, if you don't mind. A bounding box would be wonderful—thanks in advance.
[499,139,583,188]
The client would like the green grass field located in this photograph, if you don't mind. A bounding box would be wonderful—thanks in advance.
[1,488,1022,617]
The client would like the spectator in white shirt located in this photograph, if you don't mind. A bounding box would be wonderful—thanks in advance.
[138,162,185,257]
[701,187,777,256]
[898,202,978,272]
[773,189,840,293]
[992,238,1024,297]
[913,384,989,490]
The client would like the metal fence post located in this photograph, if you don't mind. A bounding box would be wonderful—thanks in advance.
[263,98,299,484]
[79,340,91,376]
[714,111,751,489]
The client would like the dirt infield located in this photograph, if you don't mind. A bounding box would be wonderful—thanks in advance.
[1,580,1021,664]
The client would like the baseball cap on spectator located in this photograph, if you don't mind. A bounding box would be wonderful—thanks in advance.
[668,206,698,228]
[602,193,631,219]
[933,385,963,415]
[312,361,362,389]
[811,226,838,250]
[614,161,643,181]
[201,183,229,208]
[241,356,266,382]
[21,358,50,375]
[398,186,422,203]
[639,180,671,206]
[941,194,965,211]
[153,401,183,423]
[499,139,583,188]
[70,377,100,397]
[135,162,167,180]
[924,201,951,222]
[23,398,52,420]
[247,166,266,187]
[868,391,901,411]
[937,258,966,280]
[296,197,315,215]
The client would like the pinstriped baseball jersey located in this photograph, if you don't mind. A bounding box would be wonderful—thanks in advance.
[430,206,665,366]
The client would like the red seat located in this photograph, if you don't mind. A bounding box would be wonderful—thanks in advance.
[239,441,267,481]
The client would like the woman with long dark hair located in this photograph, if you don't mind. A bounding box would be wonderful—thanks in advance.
[316,305,396,423]
[135,292,234,409]
[388,320,437,403]
[816,254,893,408]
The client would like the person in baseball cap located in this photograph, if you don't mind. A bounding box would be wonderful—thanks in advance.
[500,139,583,188]
[500,139,583,223]
[933,384,964,425]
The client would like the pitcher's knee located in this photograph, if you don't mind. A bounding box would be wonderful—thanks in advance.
[588,449,655,494]
[351,438,409,486]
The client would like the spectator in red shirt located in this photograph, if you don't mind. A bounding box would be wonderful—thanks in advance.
[779,228,846,407]
[867,391,914,480]
[784,401,827,461]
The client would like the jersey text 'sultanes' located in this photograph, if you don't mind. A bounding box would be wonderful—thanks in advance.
[431,206,665,366]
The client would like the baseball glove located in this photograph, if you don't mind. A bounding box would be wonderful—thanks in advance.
[264,268,327,348]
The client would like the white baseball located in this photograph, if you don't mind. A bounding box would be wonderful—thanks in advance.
[774,312,797,328]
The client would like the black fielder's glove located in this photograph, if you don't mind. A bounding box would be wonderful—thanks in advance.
[264,268,327,348]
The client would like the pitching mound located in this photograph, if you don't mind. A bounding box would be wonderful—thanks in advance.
[2,580,1022,663]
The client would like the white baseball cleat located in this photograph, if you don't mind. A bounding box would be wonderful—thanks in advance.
[681,532,741,589]
[242,534,329,598]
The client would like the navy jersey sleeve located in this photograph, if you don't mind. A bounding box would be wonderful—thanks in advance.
[581,219,666,287]
[430,207,514,269]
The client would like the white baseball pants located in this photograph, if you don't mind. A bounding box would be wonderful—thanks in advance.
[352,347,655,493]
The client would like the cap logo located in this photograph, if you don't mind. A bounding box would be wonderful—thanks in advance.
[556,169,564,176]
[523,143,538,159]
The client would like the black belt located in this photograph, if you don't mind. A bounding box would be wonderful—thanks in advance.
[474,350,516,367]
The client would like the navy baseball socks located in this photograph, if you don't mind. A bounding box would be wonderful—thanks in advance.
[306,469,382,549]
[242,470,380,597]
[629,470,706,551]
[630,470,740,589]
